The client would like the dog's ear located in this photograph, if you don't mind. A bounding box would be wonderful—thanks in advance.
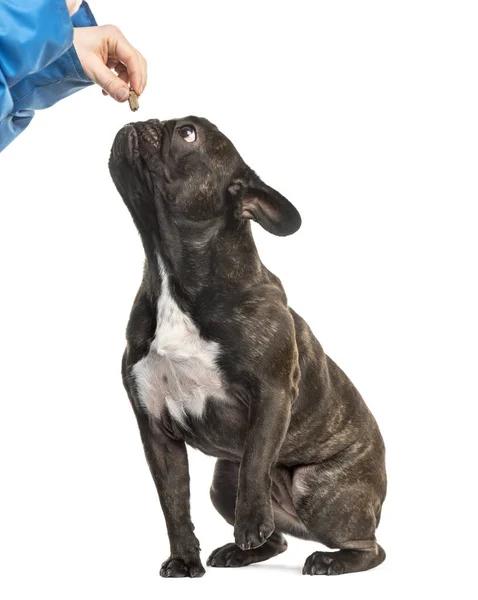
[229,171,301,236]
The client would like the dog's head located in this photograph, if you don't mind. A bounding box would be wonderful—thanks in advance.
[109,117,301,251]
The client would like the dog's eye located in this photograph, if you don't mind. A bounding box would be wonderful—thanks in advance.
[177,125,196,143]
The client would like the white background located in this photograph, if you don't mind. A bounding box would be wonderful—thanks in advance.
[1,1,477,598]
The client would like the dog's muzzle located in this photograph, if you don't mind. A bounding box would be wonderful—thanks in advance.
[111,119,163,164]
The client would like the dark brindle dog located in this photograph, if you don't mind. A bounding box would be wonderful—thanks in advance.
[109,117,387,578]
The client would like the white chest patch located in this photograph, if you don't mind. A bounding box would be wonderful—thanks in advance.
[132,255,226,424]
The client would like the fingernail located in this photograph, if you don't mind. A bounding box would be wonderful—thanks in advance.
[116,87,129,102]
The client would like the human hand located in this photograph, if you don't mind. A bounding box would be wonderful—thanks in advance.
[73,26,147,102]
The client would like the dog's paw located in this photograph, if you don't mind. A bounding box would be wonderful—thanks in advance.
[207,543,252,568]
[234,503,275,550]
[302,551,345,576]
[160,556,205,578]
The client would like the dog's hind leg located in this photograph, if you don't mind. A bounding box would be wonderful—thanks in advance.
[207,459,287,568]
[293,461,386,576]
[302,544,386,576]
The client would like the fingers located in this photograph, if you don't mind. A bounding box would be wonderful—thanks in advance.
[88,55,130,102]
[101,62,130,98]
[104,25,147,96]
[73,25,148,103]
[117,69,130,86]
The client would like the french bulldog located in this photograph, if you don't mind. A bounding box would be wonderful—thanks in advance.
[109,117,387,578]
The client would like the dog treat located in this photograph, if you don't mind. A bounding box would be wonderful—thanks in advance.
[128,90,139,112]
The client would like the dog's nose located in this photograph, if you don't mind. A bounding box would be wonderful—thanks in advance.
[137,118,162,131]
[134,119,162,148]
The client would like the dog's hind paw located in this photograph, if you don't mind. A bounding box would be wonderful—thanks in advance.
[208,535,287,568]
[302,552,345,575]
[302,546,386,576]
[207,543,253,568]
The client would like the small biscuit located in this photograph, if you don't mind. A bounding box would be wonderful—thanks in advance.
[128,90,140,112]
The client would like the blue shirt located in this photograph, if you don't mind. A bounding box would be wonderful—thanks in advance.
[0,0,96,152]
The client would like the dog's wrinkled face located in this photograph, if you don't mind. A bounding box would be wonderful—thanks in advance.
[109,117,301,242]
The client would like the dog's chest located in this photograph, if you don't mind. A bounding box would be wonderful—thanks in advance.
[132,276,225,423]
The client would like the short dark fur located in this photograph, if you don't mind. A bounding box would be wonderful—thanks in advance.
[109,117,387,578]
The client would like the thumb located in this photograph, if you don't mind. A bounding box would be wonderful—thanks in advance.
[89,56,130,102]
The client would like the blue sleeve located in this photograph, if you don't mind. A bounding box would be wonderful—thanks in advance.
[0,0,74,88]
[0,1,96,153]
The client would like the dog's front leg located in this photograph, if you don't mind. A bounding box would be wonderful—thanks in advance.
[135,411,205,578]
[234,386,291,550]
